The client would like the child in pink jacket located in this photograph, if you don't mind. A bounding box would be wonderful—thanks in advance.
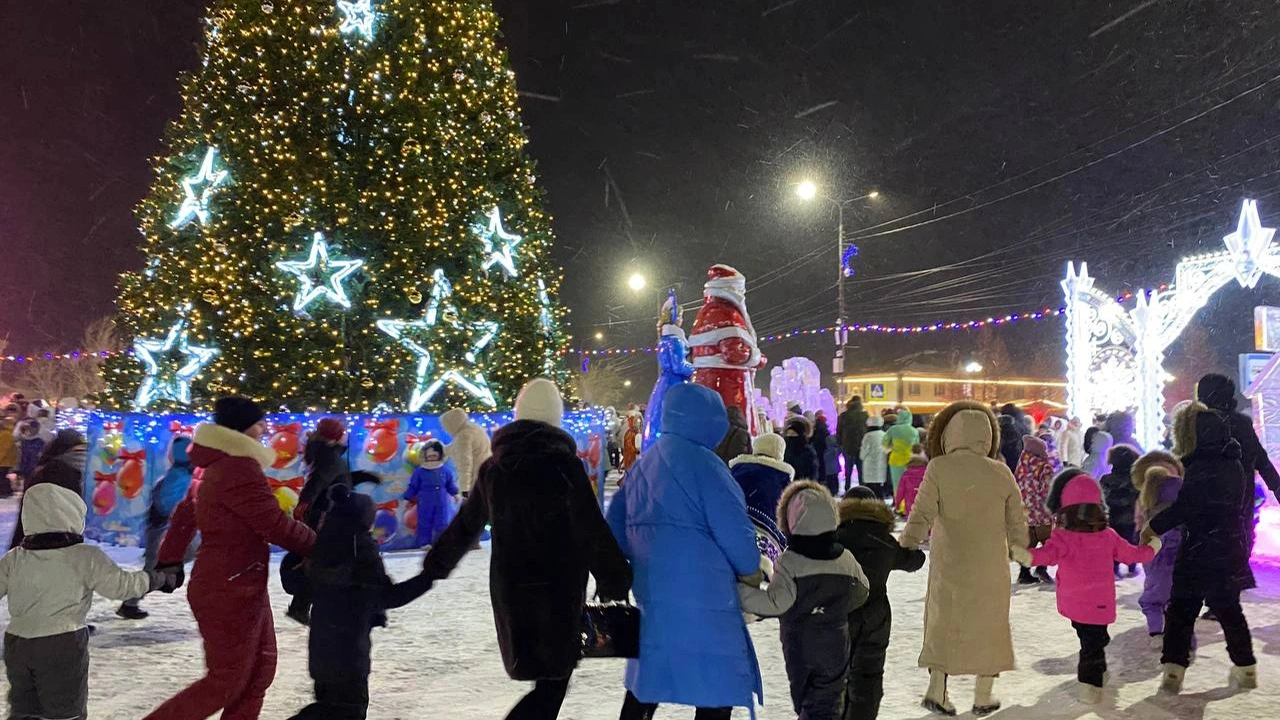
[893,445,927,517]
[1013,473,1159,704]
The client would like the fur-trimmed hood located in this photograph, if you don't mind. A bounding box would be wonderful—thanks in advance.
[728,453,795,480]
[1172,401,1206,458]
[1132,449,1184,512]
[838,496,895,529]
[189,422,277,470]
[926,400,1000,460]
[776,479,837,536]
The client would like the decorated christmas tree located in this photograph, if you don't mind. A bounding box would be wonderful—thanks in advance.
[103,0,568,413]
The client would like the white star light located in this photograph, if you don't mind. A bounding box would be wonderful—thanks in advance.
[275,232,365,312]
[133,319,220,409]
[377,269,500,410]
[337,0,377,41]
[171,147,229,229]
[474,207,524,278]
[1223,199,1277,289]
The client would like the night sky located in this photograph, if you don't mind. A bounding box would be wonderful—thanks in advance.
[5,0,1280,399]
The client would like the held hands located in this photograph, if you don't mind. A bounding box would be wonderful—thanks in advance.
[1009,545,1033,568]
[737,570,766,589]
[1139,525,1158,545]
[154,563,185,593]
[1144,535,1163,555]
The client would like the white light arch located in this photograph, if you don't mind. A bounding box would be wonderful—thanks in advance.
[1063,199,1280,449]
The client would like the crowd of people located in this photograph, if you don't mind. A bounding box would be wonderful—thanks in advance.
[0,372,1275,720]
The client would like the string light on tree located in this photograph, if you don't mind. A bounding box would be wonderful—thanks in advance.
[274,232,365,312]
[132,318,220,410]
[536,278,553,333]
[336,0,377,41]
[474,206,524,278]
[170,147,229,229]
[377,269,501,411]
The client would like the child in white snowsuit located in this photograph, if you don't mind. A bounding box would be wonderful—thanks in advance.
[740,481,869,720]
[0,484,166,719]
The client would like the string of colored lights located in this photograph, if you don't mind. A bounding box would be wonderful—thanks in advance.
[0,350,128,365]
[573,305,1071,357]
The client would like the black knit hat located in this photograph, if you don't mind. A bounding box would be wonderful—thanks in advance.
[1196,373,1238,412]
[213,396,266,432]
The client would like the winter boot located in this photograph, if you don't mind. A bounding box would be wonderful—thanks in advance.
[1076,682,1103,705]
[1159,664,1186,695]
[1149,633,1163,651]
[1017,567,1040,585]
[1034,566,1054,584]
[285,602,310,627]
[116,603,149,620]
[973,676,1000,716]
[1229,665,1258,690]
[922,670,956,716]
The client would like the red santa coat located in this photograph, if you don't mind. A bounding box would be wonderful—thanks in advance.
[145,423,315,720]
[689,265,765,435]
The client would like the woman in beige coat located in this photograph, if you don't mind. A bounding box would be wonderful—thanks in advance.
[901,401,1028,717]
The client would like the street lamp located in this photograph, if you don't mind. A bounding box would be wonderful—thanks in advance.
[627,272,647,292]
[594,331,605,341]
[794,179,882,388]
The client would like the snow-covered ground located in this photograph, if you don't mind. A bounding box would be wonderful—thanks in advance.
[1,498,1278,719]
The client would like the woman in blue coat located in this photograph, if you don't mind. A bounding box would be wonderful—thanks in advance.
[608,382,764,719]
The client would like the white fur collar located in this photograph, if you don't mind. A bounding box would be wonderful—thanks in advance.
[728,454,796,479]
[193,423,277,469]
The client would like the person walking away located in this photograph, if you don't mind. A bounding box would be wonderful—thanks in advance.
[882,408,919,499]
[838,397,869,492]
[606,382,763,720]
[1060,418,1086,468]
[1014,435,1057,585]
[1105,411,1143,452]
[0,484,171,720]
[997,414,1023,474]
[1081,430,1114,479]
[1099,444,1141,578]
[282,485,433,719]
[1131,450,1186,647]
[738,482,869,720]
[15,420,45,487]
[0,404,19,498]
[1012,474,1157,704]
[813,411,841,496]
[859,416,887,493]
[288,417,350,625]
[1150,374,1280,694]
[716,406,753,464]
[729,432,796,525]
[424,378,632,720]
[440,408,491,498]
[404,440,458,548]
[9,429,87,550]
[893,445,928,518]
[143,397,317,720]
[784,416,819,481]
[901,401,1026,716]
[837,486,926,720]
[118,435,197,620]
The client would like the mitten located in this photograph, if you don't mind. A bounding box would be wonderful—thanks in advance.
[1144,536,1163,555]
[148,570,168,593]
[156,563,184,593]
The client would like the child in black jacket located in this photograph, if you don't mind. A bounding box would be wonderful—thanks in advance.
[282,485,433,720]
[837,485,926,720]
[740,481,869,720]
[1099,444,1141,578]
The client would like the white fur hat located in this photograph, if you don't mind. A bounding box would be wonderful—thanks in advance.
[752,432,786,461]
[514,378,564,428]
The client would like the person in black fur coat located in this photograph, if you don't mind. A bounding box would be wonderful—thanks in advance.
[837,486,926,720]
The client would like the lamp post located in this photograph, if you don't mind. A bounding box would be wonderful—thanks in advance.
[795,181,880,398]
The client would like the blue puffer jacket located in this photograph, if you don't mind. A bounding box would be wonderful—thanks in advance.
[607,383,764,712]
[151,437,194,523]
[729,455,795,522]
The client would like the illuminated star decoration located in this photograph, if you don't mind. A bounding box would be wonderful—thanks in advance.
[275,232,365,312]
[337,0,377,41]
[133,319,220,410]
[377,269,500,410]
[474,207,524,278]
[170,147,229,229]
[1223,199,1277,289]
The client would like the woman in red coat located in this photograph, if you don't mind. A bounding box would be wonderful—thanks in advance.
[145,398,316,720]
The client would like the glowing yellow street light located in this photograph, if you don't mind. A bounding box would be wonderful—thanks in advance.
[795,180,818,201]
[627,272,647,292]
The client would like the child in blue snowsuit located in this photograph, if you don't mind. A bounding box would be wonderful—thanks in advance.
[404,441,458,548]
[119,435,197,619]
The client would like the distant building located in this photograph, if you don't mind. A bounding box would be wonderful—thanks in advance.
[841,371,1067,417]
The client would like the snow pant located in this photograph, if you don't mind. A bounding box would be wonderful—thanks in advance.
[618,692,732,720]
[287,678,370,720]
[504,678,570,720]
[5,629,89,720]
[142,588,277,720]
[1072,622,1110,687]
[781,625,848,720]
[842,601,891,720]
[844,455,862,489]
[0,466,11,497]
[1162,587,1255,669]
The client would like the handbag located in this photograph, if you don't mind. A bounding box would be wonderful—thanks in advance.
[581,602,640,659]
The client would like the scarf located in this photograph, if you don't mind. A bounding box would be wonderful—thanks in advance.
[21,532,84,550]
[786,531,844,560]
